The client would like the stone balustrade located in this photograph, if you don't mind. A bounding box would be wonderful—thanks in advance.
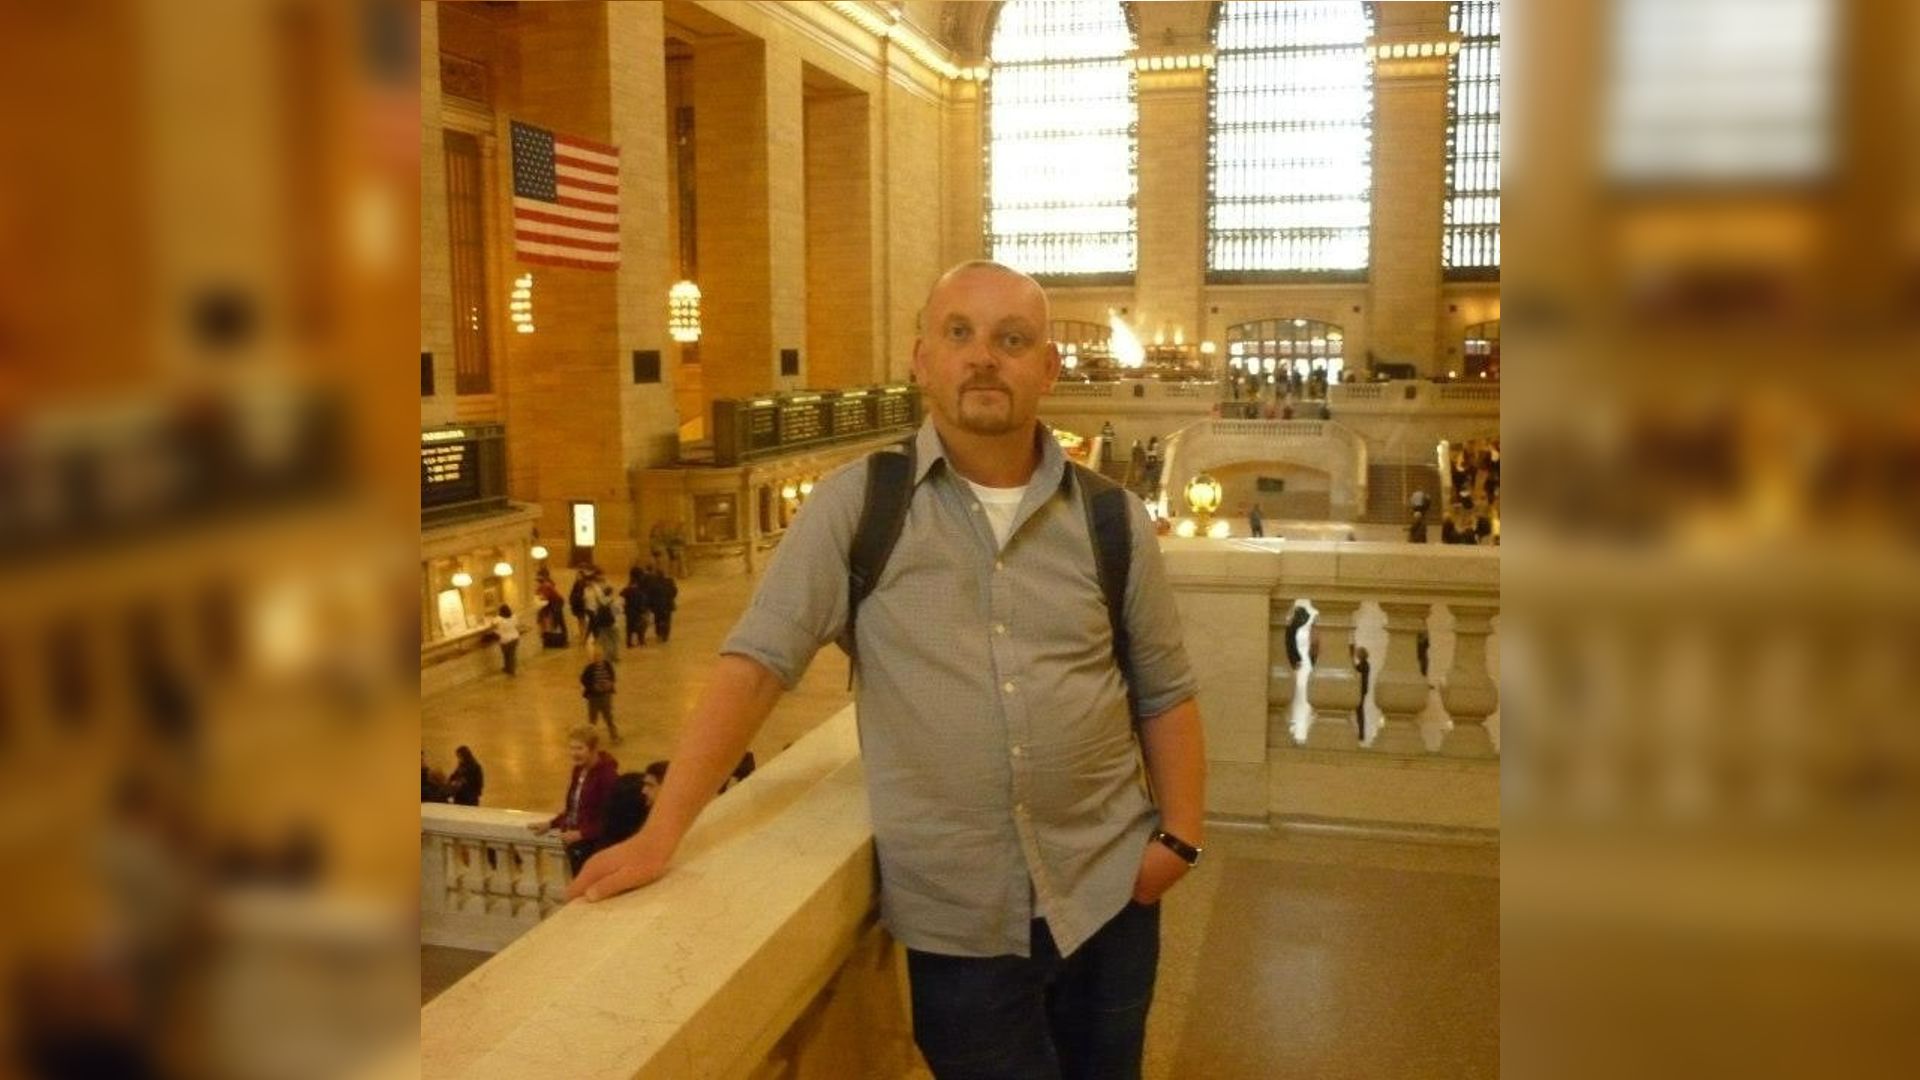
[420,805,572,952]
[1162,539,1500,833]
[420,708,920,1079]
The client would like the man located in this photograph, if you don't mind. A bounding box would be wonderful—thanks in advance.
[1247,502,1265,538]
[568,261,1206,1079]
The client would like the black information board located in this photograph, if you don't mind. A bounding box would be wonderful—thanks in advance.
[421,441,478,508]
[710,385,921,465]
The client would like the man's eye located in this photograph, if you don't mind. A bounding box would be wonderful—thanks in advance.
[1000,333,1028,351]
[946,324,970,341]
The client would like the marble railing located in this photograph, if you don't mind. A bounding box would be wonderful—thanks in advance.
[1162,540,1500,833]
[420,805,572,952]
[420,707,920,1079]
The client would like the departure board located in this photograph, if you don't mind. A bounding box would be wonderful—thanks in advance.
[778,401,825,443]
[421,441,478,507]
[710,385,920,465]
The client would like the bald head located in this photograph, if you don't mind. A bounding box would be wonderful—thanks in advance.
[919,261,1051,336]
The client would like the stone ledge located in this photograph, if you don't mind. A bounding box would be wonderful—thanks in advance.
[422,706,879,1080]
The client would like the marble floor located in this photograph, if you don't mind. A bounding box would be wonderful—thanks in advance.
[422,563,1500,1077]
[422,568,855,815]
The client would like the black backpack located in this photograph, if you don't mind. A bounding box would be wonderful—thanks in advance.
[840,439,1138,717]
[603,772,648,844]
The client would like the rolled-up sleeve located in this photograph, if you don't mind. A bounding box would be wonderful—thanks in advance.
[718,460,866,689]
[1119,494,1198,718]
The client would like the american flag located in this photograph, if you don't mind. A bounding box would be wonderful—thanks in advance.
[510,119,620,270]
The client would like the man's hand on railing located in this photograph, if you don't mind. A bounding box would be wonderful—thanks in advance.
[567,835,670,902]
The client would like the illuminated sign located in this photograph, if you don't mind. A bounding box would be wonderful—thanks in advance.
[571,502,596,548]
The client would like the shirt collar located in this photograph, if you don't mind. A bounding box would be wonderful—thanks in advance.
[911,419,1068,493]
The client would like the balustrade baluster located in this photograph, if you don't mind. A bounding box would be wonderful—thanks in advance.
[1269,598,1298,748]
[485,841,516,917]
[1304,598,1363,750]
[457,840,489,914]
[511,844,543,923]
[1439,602,1500,757]
[1372,601,1435,754]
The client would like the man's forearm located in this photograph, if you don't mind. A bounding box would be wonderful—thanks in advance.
[632,653,786,862]
[1138,697,1207,842]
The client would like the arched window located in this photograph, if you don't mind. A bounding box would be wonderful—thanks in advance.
[1209,1,1375,278]
[1224,317,1348,391]
[1445,1,1501,275]
[986,0,1137,279]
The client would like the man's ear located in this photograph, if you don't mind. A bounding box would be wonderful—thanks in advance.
[910,337,926,382]
[1041,341,1062,385]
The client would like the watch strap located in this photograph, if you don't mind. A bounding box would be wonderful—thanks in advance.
[1152,829,1203,866]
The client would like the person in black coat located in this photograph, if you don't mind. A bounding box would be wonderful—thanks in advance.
[446,745,484,806]
[644,562,679,643]
[620,568,650,647]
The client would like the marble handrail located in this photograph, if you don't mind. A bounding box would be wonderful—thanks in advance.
[1161,540,1500,829]
[421,706,880,1079]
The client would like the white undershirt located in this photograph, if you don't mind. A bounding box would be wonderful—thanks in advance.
[964,478,1030,549]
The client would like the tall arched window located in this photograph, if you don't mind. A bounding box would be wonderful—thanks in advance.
[1209,1,1375,278]
[1445,1,1501,275]
[986,0,1137,279]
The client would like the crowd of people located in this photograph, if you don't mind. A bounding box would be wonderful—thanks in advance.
[1409,440,1500,546]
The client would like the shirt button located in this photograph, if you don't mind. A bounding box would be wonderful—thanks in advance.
[1015,803,1028,815]
[995,559,1005,571]
[1002,681,1015,694]
[973,504,984,513]
[1011,745,1025,757]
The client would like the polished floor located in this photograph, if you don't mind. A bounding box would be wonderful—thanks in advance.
[422,561,1500,1078]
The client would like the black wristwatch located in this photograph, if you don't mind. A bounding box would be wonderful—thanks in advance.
[1152,829,1204,867]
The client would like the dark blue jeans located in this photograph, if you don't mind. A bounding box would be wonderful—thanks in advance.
[906,900,1160,1080]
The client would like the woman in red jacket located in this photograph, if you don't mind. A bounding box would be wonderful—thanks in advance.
[529,725,620,873]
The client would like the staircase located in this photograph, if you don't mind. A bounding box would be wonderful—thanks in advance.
[1365,463,1442,523]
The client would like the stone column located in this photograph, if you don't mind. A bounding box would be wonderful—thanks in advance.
[1134,61,1209,344]
[1304,599,1363,750]
[1439,602,1499,756]
[1372,601,1435,755]
[1366,8,1453,374]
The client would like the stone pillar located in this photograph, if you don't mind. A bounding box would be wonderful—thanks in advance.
[1134,62,1208,345]
[420,2,457,427]
[1304,599,1363,750]
[693,37,776,404]
[941,80,984,266]
[805,91,876,390]
[1439,601,1499,757]
[1371,601,1435,755]
[1366,8,1454,374]
[608,2,678,483]
[497,2,637,568]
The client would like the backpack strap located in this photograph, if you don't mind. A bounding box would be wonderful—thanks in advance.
[1069,462,1137,721]
[842,438,917,683]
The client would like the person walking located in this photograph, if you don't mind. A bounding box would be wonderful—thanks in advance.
[568,570,591,646]
[569,261,1205,1080]
[644,561,679,644]
[578,643,619,744]
[620,568,650,647]
[589,572,622,659]
[490,604,521,675]
[1247,503,1265,538]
